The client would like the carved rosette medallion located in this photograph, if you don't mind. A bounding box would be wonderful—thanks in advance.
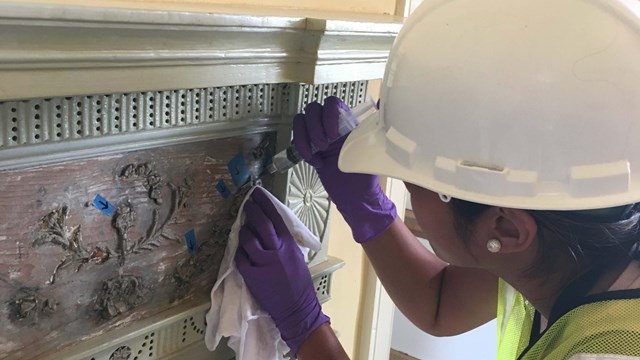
[287,162,330,261]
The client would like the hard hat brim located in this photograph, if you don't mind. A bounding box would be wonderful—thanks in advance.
[338,111,639,211]
[338,110,422,188]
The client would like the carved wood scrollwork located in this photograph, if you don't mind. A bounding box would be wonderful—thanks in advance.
[0,134,274,359]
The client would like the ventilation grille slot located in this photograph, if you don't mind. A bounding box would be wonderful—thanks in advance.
[298,81,368,112]
[314,274,331,303]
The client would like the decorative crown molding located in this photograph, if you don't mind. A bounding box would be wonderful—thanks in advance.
[0,2,402,101]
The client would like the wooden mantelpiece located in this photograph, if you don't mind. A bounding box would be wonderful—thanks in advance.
[0,3,400,359]
[0,2,402,101]
[0,81,360,359]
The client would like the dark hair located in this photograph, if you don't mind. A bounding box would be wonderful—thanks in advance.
[449,198,640,277]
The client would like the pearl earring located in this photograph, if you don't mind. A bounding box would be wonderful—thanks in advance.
[487,239,502,253]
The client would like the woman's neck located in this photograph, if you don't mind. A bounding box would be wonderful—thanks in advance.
[500,269,573,320]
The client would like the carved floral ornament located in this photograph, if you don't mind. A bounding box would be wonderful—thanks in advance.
[5,131,273,326]
[1,162,200,324]
[30,163,191,285]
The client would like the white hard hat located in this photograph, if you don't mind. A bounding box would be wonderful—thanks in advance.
[339,0,640,210]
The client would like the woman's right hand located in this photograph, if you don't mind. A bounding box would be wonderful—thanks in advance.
[292,96,397,243]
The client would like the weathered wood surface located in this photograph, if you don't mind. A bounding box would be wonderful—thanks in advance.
[0,133,275,359]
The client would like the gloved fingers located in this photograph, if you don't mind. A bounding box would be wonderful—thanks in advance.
[235,244,252,270]
[235,246,269,286]
[292,114,323,168]
[238,226,265,253]
[243,198,281,251]
[303,102,329,152]
[250,187,291,241]
[322,96,347,141]
[238,226,277,266]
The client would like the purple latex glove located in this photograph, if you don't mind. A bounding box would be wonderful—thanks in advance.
[293,96,397,243]
[235,187,330,356]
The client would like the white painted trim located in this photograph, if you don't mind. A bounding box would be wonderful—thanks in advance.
[394,0,411,17]
[358,177,407,360]
[0,118,280,171]
[0,2,402,100]
[357,262,392,360]
[394,0,425,17]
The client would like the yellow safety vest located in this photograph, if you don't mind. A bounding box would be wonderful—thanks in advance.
[496,279,640,360]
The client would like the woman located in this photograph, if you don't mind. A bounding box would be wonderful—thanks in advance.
[235,0,640,359]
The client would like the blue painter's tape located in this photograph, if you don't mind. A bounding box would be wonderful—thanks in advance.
[228,152,250,188]
[185,229,197,253]
[216,179,232,199]
[92,194,116,216]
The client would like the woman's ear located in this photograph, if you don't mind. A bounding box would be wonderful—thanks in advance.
[483,207,537,254]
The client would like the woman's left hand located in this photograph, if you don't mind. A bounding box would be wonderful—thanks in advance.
[235,187,330,357]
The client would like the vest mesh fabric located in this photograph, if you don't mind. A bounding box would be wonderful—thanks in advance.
[497,279,535,360]
[498,280,640,359]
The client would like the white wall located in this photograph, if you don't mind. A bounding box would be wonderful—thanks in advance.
[392,311,496,360]
[391,261,497,360]
[392,199,496,360]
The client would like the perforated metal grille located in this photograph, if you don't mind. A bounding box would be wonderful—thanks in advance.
[88,330,157,360]
[297,81,368,112]
[180,314,206,346]
[56,270,338,360]
[314,274,331,303]
[0,81,368,152]
[79,306,209,360]
[0,84,289,148]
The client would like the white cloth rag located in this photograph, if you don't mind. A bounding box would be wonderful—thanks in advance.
[205,186,322,360]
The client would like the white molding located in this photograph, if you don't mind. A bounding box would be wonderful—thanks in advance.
[0,118,280,171]
[358,177,407,360]
[0,2,401,101]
